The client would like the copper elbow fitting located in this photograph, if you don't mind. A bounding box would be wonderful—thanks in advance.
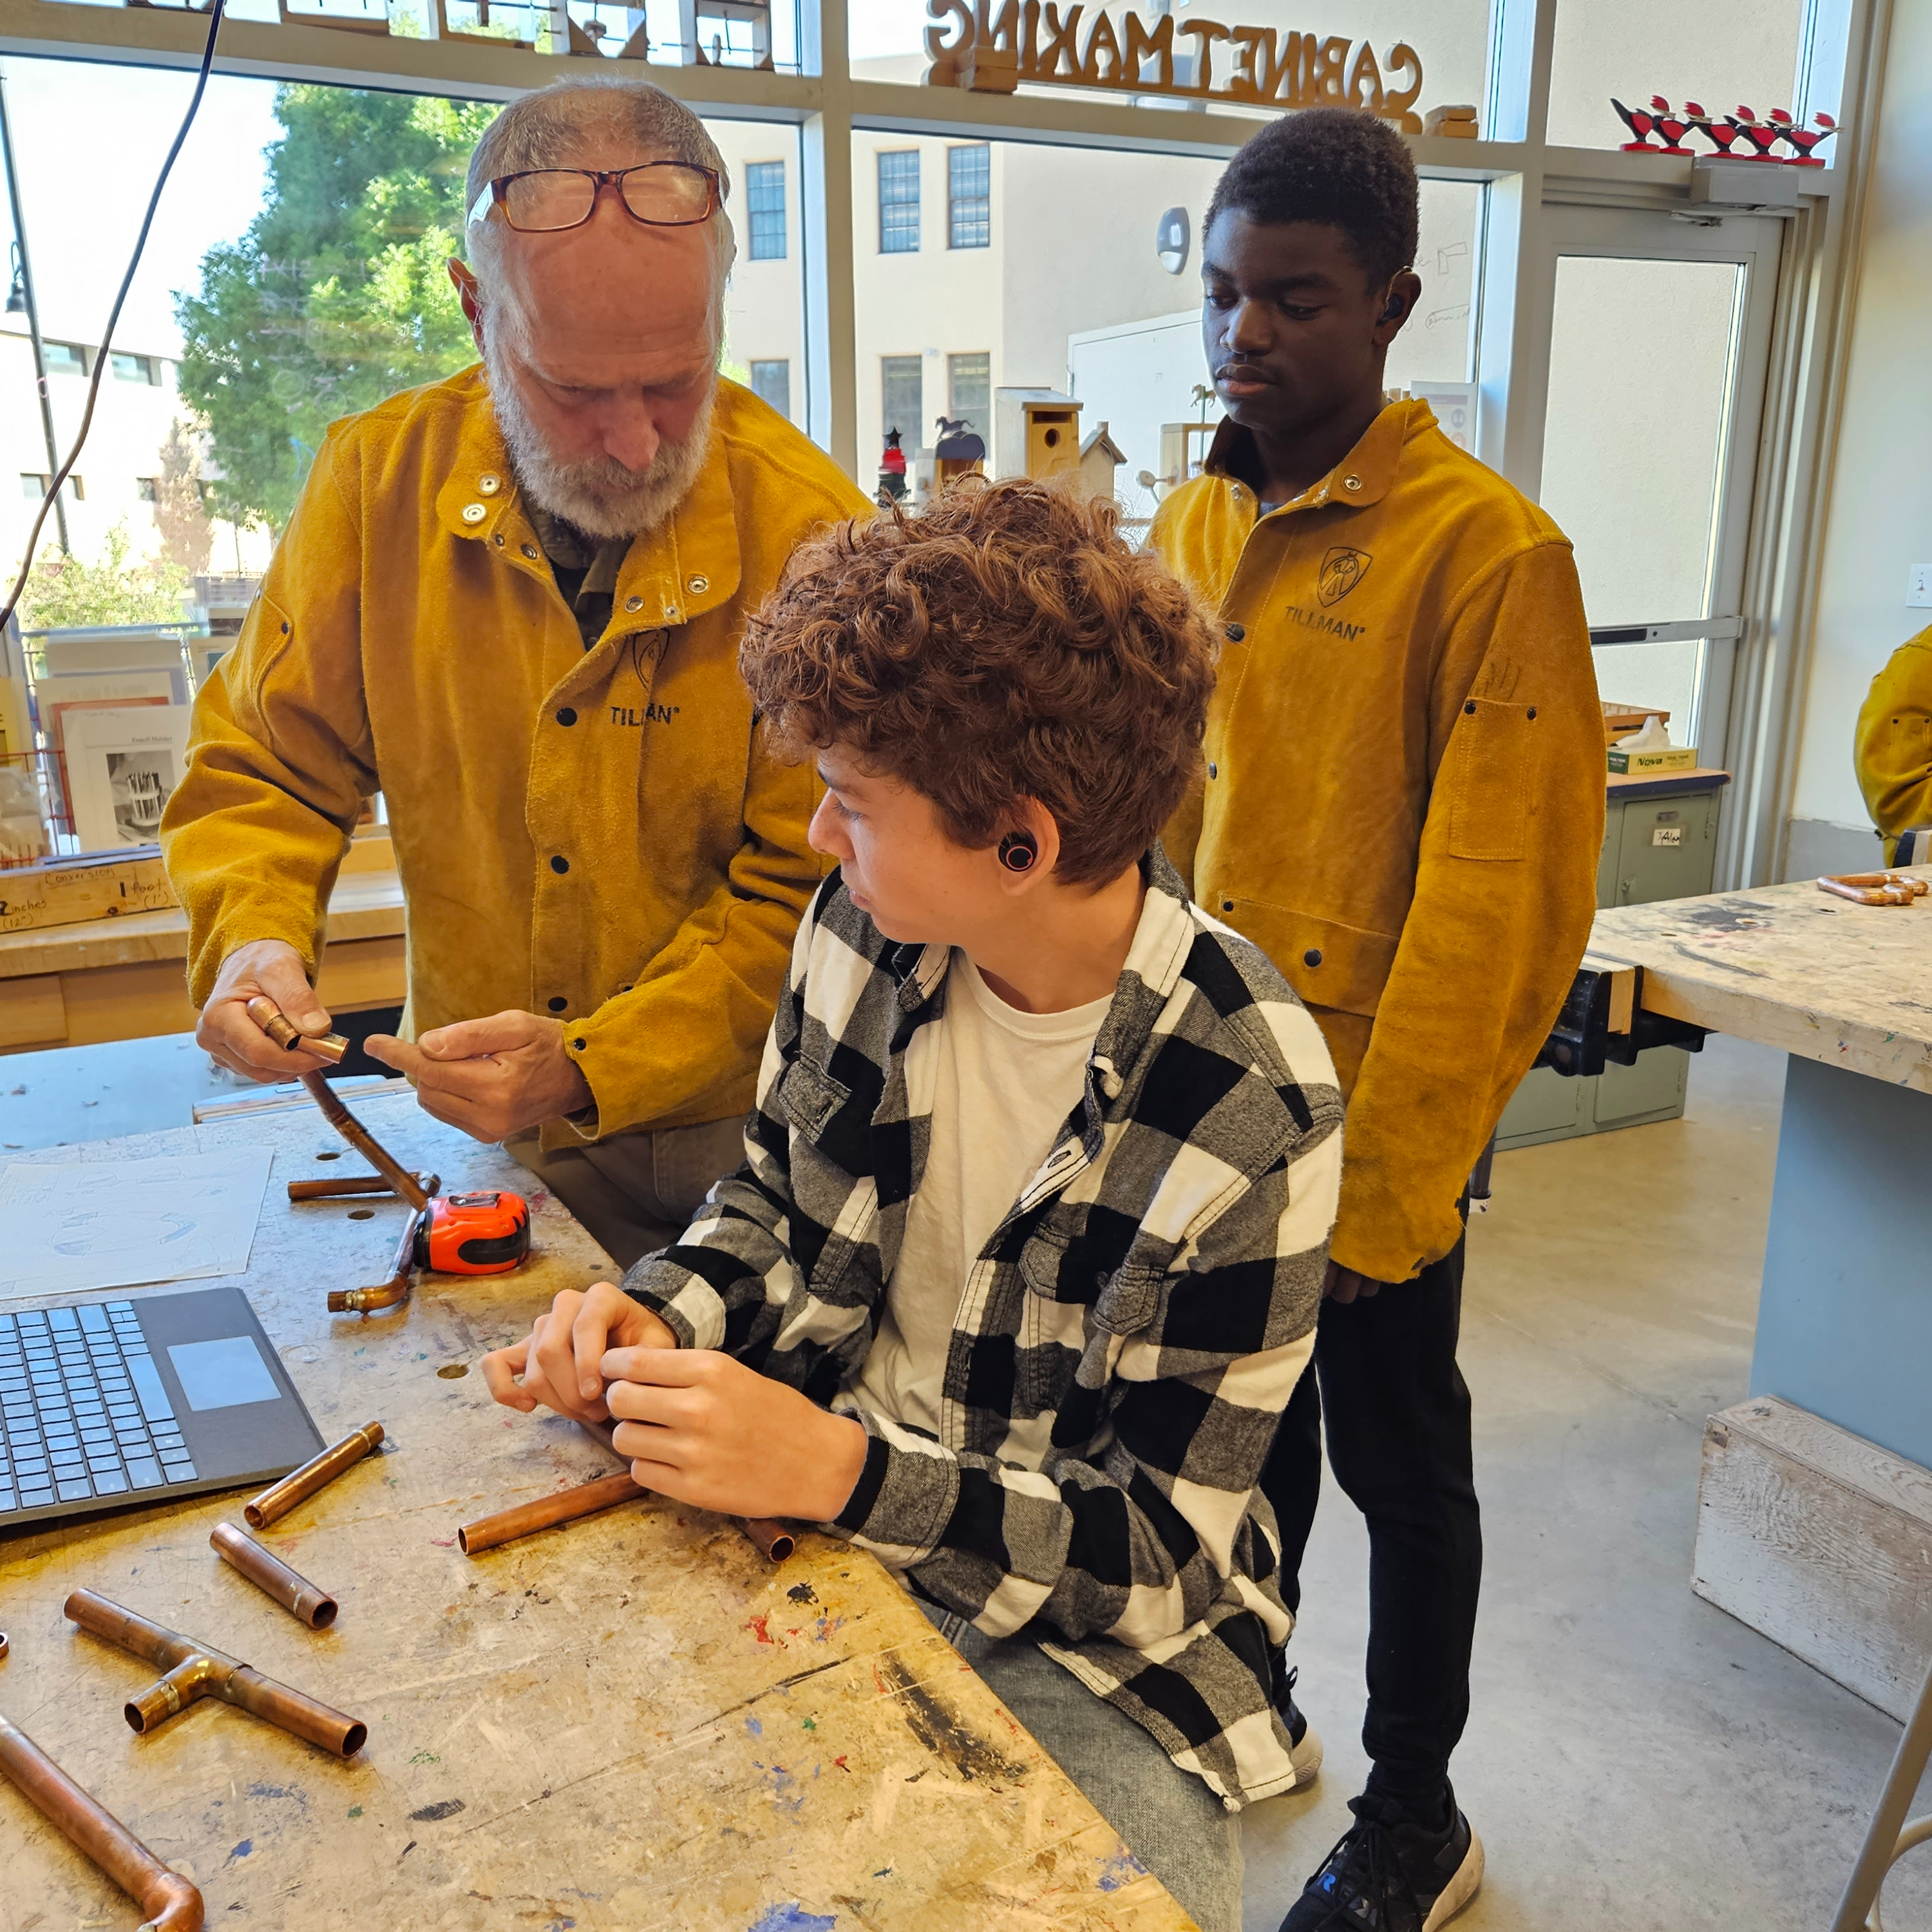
[327,1205,424,1316]
[65,1591,366,1758]
[0,1712,205,1932]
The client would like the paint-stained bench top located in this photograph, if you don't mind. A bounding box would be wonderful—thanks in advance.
[1588,864,1932,1090]
[0,1091,1195,1930]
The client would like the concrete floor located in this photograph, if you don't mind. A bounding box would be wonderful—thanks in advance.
[1240,1033,1931,1931]
[4,1032,1926,1926]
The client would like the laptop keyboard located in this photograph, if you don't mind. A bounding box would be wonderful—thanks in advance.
[0,1302,196,1515]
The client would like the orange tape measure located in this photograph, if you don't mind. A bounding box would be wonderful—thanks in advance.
[414,1192,531,1275]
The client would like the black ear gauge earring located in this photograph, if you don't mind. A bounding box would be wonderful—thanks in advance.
[998,831,1039,873]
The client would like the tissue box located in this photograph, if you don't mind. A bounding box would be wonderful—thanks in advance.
[1608,744,1697,775]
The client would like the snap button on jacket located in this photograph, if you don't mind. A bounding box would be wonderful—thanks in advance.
[162,368,871,1147]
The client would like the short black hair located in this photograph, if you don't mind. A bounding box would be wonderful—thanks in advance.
[1205,108,1419,289]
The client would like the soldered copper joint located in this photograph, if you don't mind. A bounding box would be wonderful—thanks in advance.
[65,1591,366,1757]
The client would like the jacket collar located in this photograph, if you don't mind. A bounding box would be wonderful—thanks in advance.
[1202,395,1432,516]
[433,366,744,632]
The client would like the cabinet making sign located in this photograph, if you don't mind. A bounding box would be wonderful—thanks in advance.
[925,0,1426,128]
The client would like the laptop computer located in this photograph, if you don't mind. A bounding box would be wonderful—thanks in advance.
[0,1285,326,1531]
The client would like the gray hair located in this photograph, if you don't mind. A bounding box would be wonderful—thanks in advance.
[464,79,736,319]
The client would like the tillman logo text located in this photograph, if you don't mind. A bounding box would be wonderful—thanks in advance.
[1318,547,1372,607]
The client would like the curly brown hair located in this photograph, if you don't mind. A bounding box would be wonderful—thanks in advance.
[738,478,1219,888]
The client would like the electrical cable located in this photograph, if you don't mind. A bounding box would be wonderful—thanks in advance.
[0,0,227,635]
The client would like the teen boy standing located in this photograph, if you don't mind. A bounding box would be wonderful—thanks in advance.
[484,480,1343,1931]
[1153,109,1602,1929]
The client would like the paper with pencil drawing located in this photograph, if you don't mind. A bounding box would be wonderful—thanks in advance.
[0,1150,273,1299]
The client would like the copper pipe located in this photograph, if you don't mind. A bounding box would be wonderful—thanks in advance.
[243,994,349,1066]
[64,1591,366,1759]
[529,1430,792,1561]
[288,1170,433,1202]
[296,1069,428,1211]
[244,1421,384,1530]
[458,1470,643,1555]
[0,1712,204,1932]
[743,1517,797,1561]
[327,1205,424,1316]
[211,1523,337,1629]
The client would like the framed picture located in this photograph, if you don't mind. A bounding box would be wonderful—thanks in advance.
[61,705,193,854]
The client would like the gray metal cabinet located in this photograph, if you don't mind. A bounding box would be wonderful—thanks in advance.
[1497,773,1727,1149]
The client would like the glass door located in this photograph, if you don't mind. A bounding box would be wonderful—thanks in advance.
[1528,205,1784,766]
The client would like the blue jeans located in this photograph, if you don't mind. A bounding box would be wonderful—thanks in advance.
[921,1605,1244,1932]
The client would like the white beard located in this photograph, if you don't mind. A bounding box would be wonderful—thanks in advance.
[484,331,715,541]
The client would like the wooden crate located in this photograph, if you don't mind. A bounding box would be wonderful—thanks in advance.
[1694,1395,1932,1721]
[0,847,178,934]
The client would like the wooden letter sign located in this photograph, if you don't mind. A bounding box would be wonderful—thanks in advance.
[925,0,1425,128]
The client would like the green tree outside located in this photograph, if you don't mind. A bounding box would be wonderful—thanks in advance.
[18,523,189,631]
[176,87,496,535]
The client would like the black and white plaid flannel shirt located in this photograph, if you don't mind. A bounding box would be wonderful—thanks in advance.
[623,846,1343,1808]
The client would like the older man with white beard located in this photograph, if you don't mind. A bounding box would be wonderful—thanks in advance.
[160,79,871,1265]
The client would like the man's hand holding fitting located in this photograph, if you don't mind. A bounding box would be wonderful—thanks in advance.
[199,940,337,1080]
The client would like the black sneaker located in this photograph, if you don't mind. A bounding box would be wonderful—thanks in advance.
[1279,1665,1323,1788]
[1278,1789,1484,1931]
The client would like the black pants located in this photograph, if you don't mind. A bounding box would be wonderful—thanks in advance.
[1263,1235,1481,1803]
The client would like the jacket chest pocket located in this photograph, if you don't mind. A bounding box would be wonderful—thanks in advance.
[1015,1233,1167,1414]
[777,1057,876,1293]
[1448,697,1539,861]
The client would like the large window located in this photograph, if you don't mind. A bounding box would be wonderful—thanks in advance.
[947,144,990,250]
[877,149,920,254]
[749,358,791,420]
[851,135,1481,493]
[744,160,786,261]
[1,62,804,865]
[880,355,924,444]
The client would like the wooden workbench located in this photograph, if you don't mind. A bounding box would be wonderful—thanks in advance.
[1587,864,1932,1091]
[0,1094,1193,1930]
[0,855,406,1056]
[1589,867,1932,1721]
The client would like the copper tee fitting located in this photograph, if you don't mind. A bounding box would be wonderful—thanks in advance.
[0,1711,204,1931]
[65,1591,366,1757]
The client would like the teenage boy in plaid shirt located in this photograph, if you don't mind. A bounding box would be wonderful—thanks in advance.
[483,479,1343,1929]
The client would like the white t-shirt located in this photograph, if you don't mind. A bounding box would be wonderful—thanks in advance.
[851,951,1111,1440]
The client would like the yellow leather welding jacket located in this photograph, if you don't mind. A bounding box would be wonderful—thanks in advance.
[1855,624,1932,864]
[1153,401,1604,1282]
[162,368,869,1148]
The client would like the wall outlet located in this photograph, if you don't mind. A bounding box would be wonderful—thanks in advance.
[1911,563,1932,609]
